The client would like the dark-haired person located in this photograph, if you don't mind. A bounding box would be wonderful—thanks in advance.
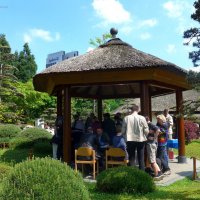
[122,104,149,171]
[145,116,163,180]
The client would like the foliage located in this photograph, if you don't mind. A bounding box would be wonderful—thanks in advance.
[89,33,112,47]
[1,80,56,124]
[41,107,57,127]
[0,157,90,200]
[184,0,200,66]
[0,163,12,179]
[184,120,200,143]
[33,140,52,155]
[10,127,51,149]
[14,43,37,82]
[0,124,21,143]
[96,166,155,194]
[87,177,200,200]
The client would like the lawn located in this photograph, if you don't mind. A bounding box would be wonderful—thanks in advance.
[174,139,200,160]
[0,140,200,199]
[86,178,200,200]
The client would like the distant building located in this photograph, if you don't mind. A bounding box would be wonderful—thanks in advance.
[46,50,78,68]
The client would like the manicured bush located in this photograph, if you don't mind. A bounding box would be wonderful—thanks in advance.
[0,163,12,179]
[96,166,155,194]
[20,127,52,141]
[0,124,21,142]
[1,157,90,200]
[184,120,200,143]
[33,140,52,155]
[10,128,52,149]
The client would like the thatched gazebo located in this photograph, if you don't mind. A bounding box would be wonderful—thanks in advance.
[33,28,190,164]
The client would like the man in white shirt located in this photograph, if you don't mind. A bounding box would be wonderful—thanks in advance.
[122,104,149,171]
[163,109,173,140]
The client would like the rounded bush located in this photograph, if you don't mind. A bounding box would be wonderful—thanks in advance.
[96,166,155,194]
[0,124,21,142]
[1,157,90,200]
[11,128,52,149]
[20,127,52,141]
[33,140,52,155]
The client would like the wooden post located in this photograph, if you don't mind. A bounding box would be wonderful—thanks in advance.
[63,86,71,164]
[140,81,150,117]
[57,90,63,117]
[176,89,186,163]
[97,98,103,123]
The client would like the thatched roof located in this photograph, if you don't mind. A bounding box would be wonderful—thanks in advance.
[113,89,200,114]
[33,35,189,95]
[39,38,186,75]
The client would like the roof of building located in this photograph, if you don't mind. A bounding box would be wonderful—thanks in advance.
[38,38,187,75]
[113,89,200,114]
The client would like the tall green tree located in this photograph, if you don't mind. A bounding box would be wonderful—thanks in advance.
[14,43,37,82]
[89,33,112,47]
[184,0,200,66]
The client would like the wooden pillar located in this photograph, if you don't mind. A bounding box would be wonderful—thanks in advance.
[97,98,103,123]
[149,94,152,121]
[57,90,63,117]
[63,86,71,164]
[140,81,150,117]
[176,89,186,163]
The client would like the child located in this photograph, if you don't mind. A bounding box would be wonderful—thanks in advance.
[145,116,163,180]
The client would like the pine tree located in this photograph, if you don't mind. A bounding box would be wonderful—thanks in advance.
[184,0,200,66]
[14,43,37,82]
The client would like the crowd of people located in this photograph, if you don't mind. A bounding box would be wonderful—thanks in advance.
[51,105,174,180]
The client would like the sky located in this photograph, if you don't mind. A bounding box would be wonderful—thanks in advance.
[0,0,199,73]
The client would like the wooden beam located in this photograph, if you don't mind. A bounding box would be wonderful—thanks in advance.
[63,86,72,164]
[97,98,103,123]
[57,90,63,116]
[140,81,150,117]
[176,89,186,163]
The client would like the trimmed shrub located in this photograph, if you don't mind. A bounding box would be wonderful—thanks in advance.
[10,128,52,149]
[0,163,12,179]
[33,140,52,155]
[20,127,52,141]
[0,124,21,142]
[184,120,200,143]
[97,166,155,194]
[1,157,90,200]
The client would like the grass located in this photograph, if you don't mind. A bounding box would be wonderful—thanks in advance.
[86,178,200,199]
[0,140,200,199]
[174,139,200,159]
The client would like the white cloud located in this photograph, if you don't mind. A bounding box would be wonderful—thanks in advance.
[139,32,151,40]
[166,44,176,54]
[163,0,193,19]
[23,28,61,43]
[92,0,131,24]
[139,19,158,28]
[120,26,133,35]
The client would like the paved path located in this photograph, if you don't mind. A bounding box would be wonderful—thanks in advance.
[156,157,200,186]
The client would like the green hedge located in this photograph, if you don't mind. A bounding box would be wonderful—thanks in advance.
[0,124,21,143]
[1,157,90,200]
[96,166,155,194]
[10,128,52,149]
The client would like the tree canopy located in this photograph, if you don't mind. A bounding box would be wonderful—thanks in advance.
[184,0,200,66]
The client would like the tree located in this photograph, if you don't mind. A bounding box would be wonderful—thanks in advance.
[89,33,112,47]
[184,0,200,66]
[14,43,37,82]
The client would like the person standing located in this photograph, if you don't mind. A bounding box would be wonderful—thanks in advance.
[156,114,171,175]
[163,109,173,140]
[122,104,149,171]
